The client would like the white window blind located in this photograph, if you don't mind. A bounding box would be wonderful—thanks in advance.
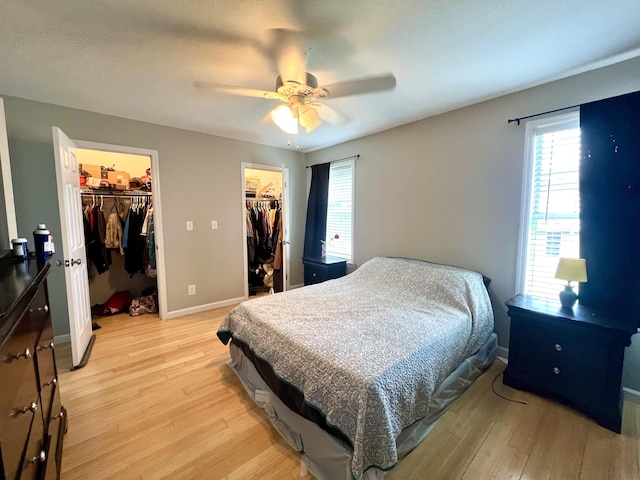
[326,159,354,262]
[519,112,581,299]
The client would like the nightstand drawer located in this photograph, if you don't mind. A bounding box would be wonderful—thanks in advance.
[302,256,347,286]
[304,264,328,285]
[513,323,609,395]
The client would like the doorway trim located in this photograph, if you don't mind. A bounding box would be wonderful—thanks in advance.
[73,139,167,319]
[241,162,290,298]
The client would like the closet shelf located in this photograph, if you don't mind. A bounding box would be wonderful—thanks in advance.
[245,196,280,201]
[81,188,152,197]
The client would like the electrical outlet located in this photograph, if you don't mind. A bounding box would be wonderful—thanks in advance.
[186,221,193,231]
[188,284,196,295]
[211,220,218,230]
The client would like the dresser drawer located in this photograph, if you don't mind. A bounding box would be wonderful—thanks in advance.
[35,305,57,433]
[21,398,46,480]
[0,310,41,479]
[43,405,67,480]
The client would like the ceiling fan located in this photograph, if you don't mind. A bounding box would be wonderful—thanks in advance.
[195,29,396,135]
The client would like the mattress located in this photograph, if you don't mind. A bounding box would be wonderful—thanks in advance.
[227,332,497,480]
[218,257,495,479]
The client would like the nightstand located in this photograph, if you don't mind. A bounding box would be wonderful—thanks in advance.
[503,294,637,433]
[302,256,347,285]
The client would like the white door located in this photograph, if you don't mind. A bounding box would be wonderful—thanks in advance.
[53,127,93,367]
[280,165,289,292]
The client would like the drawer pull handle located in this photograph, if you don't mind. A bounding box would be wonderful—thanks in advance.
[6,348,32,361]
[555,343,562,351]
[52,407,65,421]
[37,341,55,351]
[553,367,561,375]
[29,305,49,313]
[312,273,317,277]
[42,377,57,388]
[26,450,46,465]
[10,401,38,417]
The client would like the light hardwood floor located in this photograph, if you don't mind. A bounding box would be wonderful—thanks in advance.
[56,307,640,479]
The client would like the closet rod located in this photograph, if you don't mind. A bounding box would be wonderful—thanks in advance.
[80,190,152,198]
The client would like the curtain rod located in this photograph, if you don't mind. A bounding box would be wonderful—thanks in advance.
[306,154,360,168]
[508,104,580,125]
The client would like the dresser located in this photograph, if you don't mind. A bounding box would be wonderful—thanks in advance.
[0,254,66,479]
[503,294,637,433]
[302,256,347,286]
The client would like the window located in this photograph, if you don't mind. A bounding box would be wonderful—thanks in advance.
[517,112,581,300]
[325,159,354,262]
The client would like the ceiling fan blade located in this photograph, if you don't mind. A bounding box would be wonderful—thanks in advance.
[318,73,396,99]
[269,29,307,85]
[194,81,282,99]
[315,103,351,126]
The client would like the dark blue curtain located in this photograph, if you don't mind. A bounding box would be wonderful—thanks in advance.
[303,163,330,258]
[579,90,640,312]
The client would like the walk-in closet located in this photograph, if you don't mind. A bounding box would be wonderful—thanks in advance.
[78,149,158,318]
[244,166,287,296]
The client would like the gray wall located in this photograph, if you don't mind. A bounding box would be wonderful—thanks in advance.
[2,97,306,335]
[307,56,640,391]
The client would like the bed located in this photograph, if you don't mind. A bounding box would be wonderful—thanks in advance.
[217,256,497,479]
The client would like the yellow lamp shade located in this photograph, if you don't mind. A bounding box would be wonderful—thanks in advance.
[555,257,588,283]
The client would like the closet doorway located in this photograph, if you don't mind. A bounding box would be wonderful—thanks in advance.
[242,163,289,298]
[73,140,167,319]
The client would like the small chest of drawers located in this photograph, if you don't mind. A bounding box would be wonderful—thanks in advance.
[302,256,347,286]
[503,294,637,433]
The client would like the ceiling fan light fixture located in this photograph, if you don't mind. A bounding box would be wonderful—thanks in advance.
[271,105,298,135]
[299,105,320,132]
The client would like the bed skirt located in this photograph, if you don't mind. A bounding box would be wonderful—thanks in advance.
[226,332,498,480]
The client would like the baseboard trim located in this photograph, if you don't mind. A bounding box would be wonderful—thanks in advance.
[164,296,246,319]
[497,345,509,362]
[54,333,70,344]
[624,387,640,404]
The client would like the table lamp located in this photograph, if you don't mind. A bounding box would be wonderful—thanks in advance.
[554,257,588,308]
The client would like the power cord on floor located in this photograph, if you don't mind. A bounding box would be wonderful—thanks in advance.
[491,371,527,405]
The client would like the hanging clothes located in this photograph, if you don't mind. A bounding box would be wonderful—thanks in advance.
[84,202,110,274]
[141,206,156,278]
[124,203,146,276]
[104,199,125,255]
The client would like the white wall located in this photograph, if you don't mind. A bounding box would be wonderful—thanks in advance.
[3,97,306,335]
[307,56,640,391]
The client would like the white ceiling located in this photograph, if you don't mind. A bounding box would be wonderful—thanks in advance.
[2,1,640,152]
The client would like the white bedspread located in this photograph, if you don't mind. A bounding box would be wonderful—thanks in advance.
[217,257,494,479]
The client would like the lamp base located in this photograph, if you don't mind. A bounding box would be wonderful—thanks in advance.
[559,285,578,308]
